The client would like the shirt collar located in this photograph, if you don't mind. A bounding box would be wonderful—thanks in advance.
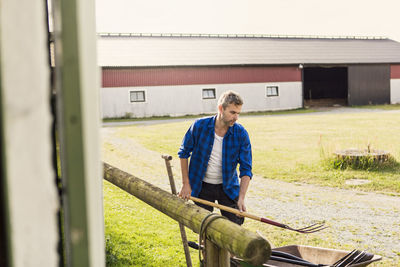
[209,115,217,128]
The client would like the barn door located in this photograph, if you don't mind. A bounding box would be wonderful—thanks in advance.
[348,64,390,105]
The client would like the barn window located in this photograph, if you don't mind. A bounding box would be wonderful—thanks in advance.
[130,90,146,102]
[266,86,279,97]
[202,88,216,99]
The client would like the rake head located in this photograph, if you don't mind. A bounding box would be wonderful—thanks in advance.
[285,221,328,234]
[260,217,327,234]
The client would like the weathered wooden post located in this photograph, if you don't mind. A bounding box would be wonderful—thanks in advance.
[103,162,271,266]
[205,238,230,267]
[161,155,192,267]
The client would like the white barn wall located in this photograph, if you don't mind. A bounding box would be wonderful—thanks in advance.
[101,82,303,118]
[391,79,400,104]
[236,82,303,112]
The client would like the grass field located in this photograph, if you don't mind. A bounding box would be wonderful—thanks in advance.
[119,111,400,193]
[104,109,400,266]
[104,181,200,267]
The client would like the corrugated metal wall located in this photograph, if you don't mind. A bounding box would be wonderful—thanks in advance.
[348,64,390,105]
[391,64,400,78]
[101,81,303,118]
[391,64,400,104]
[102,66,301,87]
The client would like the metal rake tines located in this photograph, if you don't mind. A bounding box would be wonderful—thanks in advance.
[285,221,328,233]
[261,217,328,234]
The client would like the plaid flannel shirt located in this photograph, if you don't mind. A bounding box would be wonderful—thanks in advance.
[178,115,252,200]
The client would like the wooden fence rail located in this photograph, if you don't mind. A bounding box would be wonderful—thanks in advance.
[103,162,271,266]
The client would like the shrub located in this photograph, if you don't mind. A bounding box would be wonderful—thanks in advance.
[327,153,398,171]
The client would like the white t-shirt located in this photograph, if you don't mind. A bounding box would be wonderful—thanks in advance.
[203,133,223,184]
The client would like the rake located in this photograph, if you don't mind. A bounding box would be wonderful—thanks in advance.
[190,196,327,234]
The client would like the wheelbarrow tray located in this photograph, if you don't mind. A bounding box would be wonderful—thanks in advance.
[235,245,381,267]
[267,245,381,267]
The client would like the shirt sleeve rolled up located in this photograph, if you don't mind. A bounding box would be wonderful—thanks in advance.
[178,123,195,159]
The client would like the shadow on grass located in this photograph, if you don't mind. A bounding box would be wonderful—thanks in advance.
[351,103,400,110]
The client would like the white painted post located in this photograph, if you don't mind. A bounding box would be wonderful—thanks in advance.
[53,0,105,265]
[0,0,59,266]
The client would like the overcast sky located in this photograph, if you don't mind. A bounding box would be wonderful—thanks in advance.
[96,0,400,42]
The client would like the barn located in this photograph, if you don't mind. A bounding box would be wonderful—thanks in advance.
[97,33,400,118]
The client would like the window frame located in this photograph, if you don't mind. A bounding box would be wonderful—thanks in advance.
[202,88,216,99]
[129,90,146,103]
[266,86,279,97]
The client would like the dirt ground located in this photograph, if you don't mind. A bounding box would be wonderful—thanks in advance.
[101,125,400,266]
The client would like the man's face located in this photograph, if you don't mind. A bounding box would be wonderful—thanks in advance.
[219,103,242,127]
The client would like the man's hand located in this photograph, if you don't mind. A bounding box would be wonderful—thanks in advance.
[179,183,192,200]
[237,175,250,215]
[179,158,191,200]
[237,197,246,214]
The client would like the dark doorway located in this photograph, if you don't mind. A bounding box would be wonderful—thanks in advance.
[303,67,348,106]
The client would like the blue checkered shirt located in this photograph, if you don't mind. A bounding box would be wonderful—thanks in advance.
[178,115,252,200]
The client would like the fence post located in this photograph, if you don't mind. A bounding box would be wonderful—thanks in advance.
[205,239,230,267]
[161,155,192,267]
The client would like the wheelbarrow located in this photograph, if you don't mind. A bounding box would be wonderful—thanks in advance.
[232,245,382,267]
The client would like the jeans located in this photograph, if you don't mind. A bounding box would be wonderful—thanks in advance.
[196,182,244,225]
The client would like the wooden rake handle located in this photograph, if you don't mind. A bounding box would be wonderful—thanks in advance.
[189,196,327,233]
[189,196,283,227]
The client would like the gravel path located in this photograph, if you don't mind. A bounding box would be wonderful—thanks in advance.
[102,126,400,266]
[247,178,400,262]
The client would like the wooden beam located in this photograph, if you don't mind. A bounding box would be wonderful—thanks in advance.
[103,163,271,266]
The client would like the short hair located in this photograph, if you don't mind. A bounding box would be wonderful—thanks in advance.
[217,90,243,109]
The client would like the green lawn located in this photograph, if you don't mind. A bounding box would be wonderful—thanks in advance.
[118,111,400,194]
[104,181,200,267]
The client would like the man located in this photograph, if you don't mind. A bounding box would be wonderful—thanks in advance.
[178,90,252,225]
